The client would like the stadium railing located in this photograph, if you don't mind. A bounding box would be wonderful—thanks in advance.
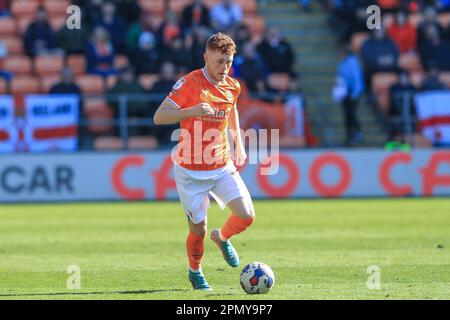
[78,91,325,151]
[80,91,408,150]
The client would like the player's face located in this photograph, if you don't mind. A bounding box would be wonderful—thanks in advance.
[204,49,233,83]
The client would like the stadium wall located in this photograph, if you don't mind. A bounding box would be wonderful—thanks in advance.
[0,150,450,203]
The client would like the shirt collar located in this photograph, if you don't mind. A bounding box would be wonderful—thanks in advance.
[202,67,220,87]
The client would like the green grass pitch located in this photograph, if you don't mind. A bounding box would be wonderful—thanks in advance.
[0,199,449,300]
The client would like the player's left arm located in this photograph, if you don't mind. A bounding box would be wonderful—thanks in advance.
[228,104,247,166]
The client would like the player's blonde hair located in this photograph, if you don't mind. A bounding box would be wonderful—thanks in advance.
[206,32,237,55]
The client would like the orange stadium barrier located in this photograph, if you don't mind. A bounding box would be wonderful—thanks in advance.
[34,55,64,76]
[40,74,60,93]
[0,78,7,94]
[3,55,33,75]
[138,0,165,15]
[75,75,105,95]
[0,17,17,36]
[2,37,23,54]
[43,0,71,16]
[127,136,159,150]
[84,97,114,135]
[94,136,125,150]
[10,76,41,95]
[67,55,86,75]
[11,0,39,19]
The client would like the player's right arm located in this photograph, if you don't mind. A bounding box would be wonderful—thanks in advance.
[153,100,214,125]
[153,75,215,125]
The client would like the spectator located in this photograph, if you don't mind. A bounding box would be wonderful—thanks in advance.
[0,0,10,16]
[327,0,353,43]
[420,65,447,91]
[23,6,58,57]
[446,21,450,43]
[156,10,183,52]
[336,45,365,146]
[126,13,159,52]
[0,41,12,83]
[130,31,160,75]
[233,42,267,97]
[115,0,141,26]
[107,65,149,136]
[256,27,296,78]
[187,26,211,70]
[49,67,82,96]
[330,0,374,43]
[49,68,85,148]
[57,20,89,55]
[419,25,450,70]
[299,0,312,12]
[81,0,104,30]
[210,0,243,33]
[403,0,420,12]
[233,23,252,54]
[417,6,445,46]
[85,27,117,78]
[409,1,448,12]
[93,0,127,53]
[350,0,376,33]
[181,0,211,31]
[161,37,193,74]
[387,11,418,53]
[437,0,450,11]
[360,28,400,89]
[388,71,416,141]
[378,0,402,12]
[151,61,177,95]
[150,62,179,144]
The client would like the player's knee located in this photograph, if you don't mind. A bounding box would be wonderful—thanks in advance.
[243,200,256,221]
[236,209,255,225]
[246,211,255,224]
[192,222,207,238]
[241,209,255,220]
[231,198,255,221]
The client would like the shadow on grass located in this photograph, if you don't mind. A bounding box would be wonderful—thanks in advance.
[205,293,240,297]
[0,288,189,298]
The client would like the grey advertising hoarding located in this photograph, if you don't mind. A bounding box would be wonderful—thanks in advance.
[1,149,450,203]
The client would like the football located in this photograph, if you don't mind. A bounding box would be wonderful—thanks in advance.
[240,262,275,294]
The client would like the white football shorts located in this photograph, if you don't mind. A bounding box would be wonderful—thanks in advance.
[173,162,252,224]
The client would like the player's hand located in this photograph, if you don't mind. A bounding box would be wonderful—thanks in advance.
[234,143,247,167]
[189,103,215,117]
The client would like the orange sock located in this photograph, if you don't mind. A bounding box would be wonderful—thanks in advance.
[186,232,205,271]
[220,214,255,240]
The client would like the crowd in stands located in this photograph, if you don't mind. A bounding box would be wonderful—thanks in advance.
[329,0,450,147]
[0,0,301,150]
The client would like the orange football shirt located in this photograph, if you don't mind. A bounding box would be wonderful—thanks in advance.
[165,68,241,171]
